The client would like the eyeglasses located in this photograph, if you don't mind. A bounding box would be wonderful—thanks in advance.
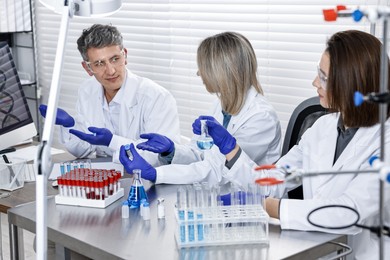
[85,50,125,73]
[317,65,328,90]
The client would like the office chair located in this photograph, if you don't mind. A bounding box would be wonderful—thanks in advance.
[282,96,328,199]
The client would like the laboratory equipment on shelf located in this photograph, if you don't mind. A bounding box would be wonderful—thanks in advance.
[128,169,148,208]
[197,119,214,150]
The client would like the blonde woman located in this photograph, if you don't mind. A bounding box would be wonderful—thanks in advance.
[120,32,282,189]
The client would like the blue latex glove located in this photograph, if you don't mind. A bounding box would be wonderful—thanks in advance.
[220,192,246,206]
[192,115,236,154]
[69,127,113,146]
[119,144,157,182]
[220,193,231,206]
[39,104,75,127]
[136,133,174,154]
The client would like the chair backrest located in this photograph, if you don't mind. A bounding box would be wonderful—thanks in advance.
[282,96,327,200]
[281,96,328,156]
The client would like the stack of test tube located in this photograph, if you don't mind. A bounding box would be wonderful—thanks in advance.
[175,182,269,248]
[57,168,121,200]
[55,160,124,208]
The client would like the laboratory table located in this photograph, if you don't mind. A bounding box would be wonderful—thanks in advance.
[0,181,58,259]
[8,179,348,259]
[0,181,58,214]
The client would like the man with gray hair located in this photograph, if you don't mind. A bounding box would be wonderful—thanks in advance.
[40,24,180,165]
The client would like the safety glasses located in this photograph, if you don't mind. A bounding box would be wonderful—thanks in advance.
[85,50,125,74]
[317,64,328,90]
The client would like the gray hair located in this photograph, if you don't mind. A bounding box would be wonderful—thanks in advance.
[77,24,123,61]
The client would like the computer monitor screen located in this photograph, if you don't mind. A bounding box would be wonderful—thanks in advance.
[0,42,37,151]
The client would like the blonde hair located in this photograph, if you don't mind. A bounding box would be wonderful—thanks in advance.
[197,32,263,115]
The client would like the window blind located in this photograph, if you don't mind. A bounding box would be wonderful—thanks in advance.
[0,0,32,32]
[33,0,389,147]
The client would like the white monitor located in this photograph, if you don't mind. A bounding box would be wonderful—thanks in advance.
[0,42,37,151]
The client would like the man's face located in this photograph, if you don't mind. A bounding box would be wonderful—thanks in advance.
[82,45,127,92]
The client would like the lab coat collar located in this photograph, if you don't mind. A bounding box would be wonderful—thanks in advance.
[118,69,139,135]
[121,69,139,108]
[94,71,127,106]
[315,113,383,186]
[110,82,125,106]
[332,119,381,171]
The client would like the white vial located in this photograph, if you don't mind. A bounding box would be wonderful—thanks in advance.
[121,201,129,218]
[140,199,147,217]
[157,198,165,219]
[142,201,150,220]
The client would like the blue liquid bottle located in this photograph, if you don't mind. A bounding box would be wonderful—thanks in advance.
[197,119,214,150]
[127,169,148,209]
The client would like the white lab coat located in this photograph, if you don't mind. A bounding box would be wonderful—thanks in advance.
[155,87,282,188]
[60,70,181,166]
[230,112,390,260]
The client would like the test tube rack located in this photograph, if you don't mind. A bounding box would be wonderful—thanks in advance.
[54,167,124,208]
[55,188,124,208]
[175,204,269,248]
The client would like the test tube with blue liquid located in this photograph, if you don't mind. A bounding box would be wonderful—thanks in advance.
[60,162,65,176]
[66,162,71,173]
[84,159,92,169]
[72,160,79,170]
[127,169,148,209]
[194,186,204,241]
[201,182,211,240]
[79,161,85,168]
[197,120,214,150]
[186,186,195,242]
[177,186,186,243]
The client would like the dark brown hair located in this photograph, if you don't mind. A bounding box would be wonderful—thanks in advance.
[325,30,390,127]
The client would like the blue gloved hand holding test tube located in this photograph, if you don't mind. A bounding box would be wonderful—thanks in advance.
[119,144,157,182]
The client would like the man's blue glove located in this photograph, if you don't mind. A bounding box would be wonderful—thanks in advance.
[119,144,157,182]
[69,127,113,146]
[39,104,75,127]
[136,133,174,154]
[192,115,236,155]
